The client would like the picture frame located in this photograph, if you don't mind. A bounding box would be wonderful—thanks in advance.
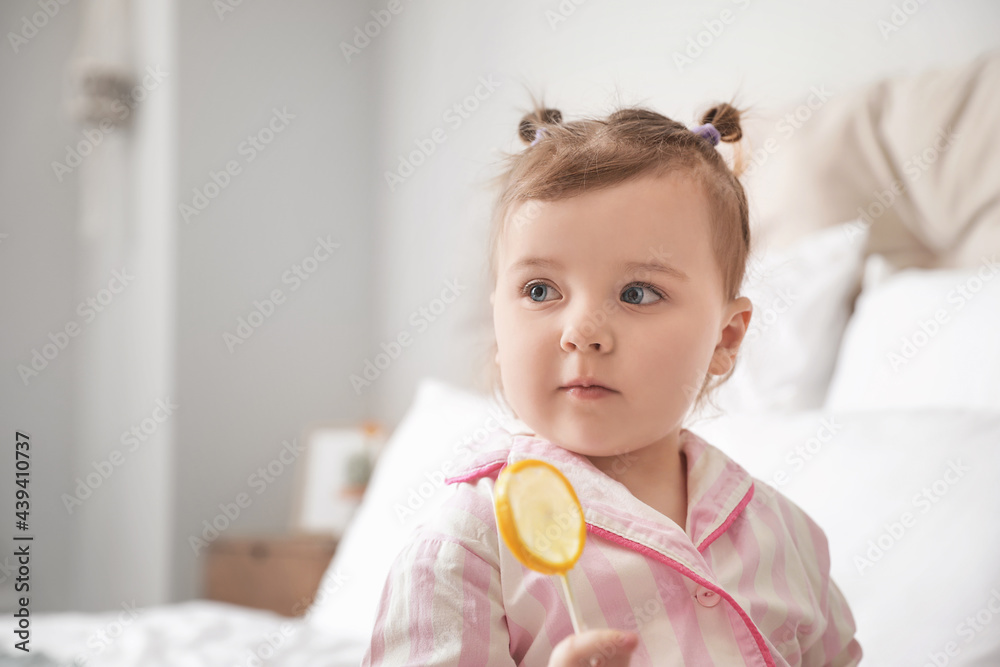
[290,420,386,535]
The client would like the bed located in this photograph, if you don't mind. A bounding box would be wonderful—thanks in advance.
[4,51,999,667]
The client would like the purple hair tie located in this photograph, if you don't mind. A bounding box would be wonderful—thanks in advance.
[690,122,721,146]
[529,127,548,147]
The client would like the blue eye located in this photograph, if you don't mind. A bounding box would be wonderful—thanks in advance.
[621,283,665,305]
[522,281,558,302]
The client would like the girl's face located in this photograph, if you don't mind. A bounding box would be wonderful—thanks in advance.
[491,172,752,459]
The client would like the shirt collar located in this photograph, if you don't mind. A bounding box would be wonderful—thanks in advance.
[446,427,755,576]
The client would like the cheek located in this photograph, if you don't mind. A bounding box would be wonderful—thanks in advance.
[493,302,519,359]
[494,319,552,425]
[629,319,714,390]
[494,304,543,380]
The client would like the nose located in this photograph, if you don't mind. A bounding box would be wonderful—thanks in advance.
[559,299,614,353]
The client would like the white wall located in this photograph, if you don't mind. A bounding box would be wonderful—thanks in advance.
[0,0,80,612]
[173,0,377,601]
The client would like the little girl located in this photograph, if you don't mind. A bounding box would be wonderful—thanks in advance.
[363,99,862,666]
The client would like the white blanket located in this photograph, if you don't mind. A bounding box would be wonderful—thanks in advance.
[1,600,363,666]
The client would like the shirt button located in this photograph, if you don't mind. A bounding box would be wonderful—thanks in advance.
[695,587,721,608]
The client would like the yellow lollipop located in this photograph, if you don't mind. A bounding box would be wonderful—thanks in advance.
[494,459,587,633]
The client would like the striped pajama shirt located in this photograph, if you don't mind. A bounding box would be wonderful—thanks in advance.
[363,428,862,666]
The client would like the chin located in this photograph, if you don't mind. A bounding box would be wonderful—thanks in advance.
[545,423,626,458]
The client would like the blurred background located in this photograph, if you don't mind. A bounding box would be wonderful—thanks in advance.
[1,0,998,616]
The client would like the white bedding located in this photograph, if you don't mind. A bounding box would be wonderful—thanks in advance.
[0,599,362,666]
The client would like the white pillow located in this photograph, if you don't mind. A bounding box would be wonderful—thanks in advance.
[691,220,869,419]
[306,378,519,650]
[691,408,1000,667]
[824,254,1000,411]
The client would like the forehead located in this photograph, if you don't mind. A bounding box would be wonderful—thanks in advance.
[500,172,714,273]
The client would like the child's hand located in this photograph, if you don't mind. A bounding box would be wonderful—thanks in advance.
[548,629,639,667]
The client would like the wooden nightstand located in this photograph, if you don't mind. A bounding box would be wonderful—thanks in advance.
[203,534,339,617]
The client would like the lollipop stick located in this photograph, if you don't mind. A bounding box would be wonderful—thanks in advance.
[558,572,586,634]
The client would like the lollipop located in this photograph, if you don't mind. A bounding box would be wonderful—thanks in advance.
[494,459,587,633]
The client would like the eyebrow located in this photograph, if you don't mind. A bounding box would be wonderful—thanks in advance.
[509,257,690,282]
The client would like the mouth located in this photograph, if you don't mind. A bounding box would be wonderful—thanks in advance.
[560,378,617,400]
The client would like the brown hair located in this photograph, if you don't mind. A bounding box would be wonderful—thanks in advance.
[483,94,753,420]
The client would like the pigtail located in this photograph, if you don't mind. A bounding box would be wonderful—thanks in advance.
[700,101,747,179]
[518,107,563,146]
[700,102,743,143]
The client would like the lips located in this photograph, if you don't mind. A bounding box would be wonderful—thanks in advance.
[561,376,616,391]
[562,384,616,400]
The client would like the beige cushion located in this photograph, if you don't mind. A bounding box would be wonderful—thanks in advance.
[743,49,1000,270]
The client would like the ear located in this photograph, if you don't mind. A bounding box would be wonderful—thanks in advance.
[708,296,752,376]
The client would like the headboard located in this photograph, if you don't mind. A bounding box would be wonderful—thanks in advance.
[742,49,1000,271]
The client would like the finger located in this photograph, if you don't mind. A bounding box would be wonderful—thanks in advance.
[581,630,639,667]
[552,630,639,666]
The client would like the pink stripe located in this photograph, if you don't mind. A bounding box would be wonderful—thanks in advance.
[689,458,746,543]
[805,515,831,613]
[728,516,771,638]
[698,484,755,552]
[458,547,492,665]
[821,587,850,663]
[445,460,505,485]
[523,570,574,648]
[407,540,438,661]
[787,500,854,663]
[689,454,732,506]
[775,498,821,638]
[680,429,707,463]
[588,500,684,537]
[753,502,807,664]
[577,543,653,664]
[653,566,715,662]
[589,524,777,667]
[585,500,713,571]
[701,538,716,571]
[506,616,534,664]
[446,482,498,531]
[782,497,836,657]
[365,559,395,665]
